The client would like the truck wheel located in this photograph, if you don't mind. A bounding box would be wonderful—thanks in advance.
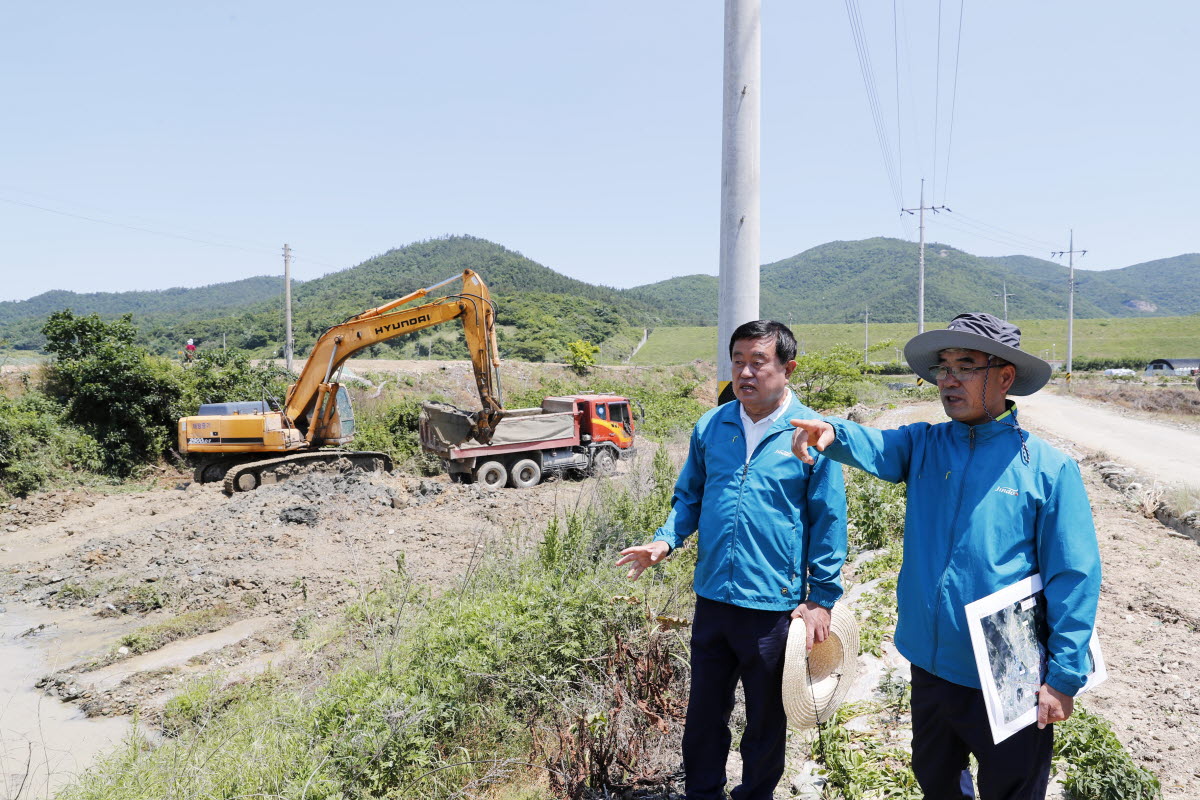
[476,460,508,490]
[509,458,542,489]
[590,449,616,478]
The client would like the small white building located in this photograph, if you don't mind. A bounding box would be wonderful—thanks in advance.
[1144,358,1200,377]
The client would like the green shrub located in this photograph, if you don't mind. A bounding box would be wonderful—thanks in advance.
[565,339,599,374]
[845,469,906,553]
[1055,707,1161,800]
[352,394,445,474]
[0,392,104,497]
[42,311,185,476]
[181,348,293,409]
[791,345,866,411]
[1070,356,1151,372]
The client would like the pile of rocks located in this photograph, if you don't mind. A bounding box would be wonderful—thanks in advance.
[1094,461,1200,544]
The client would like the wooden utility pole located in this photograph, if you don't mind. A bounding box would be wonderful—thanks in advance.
[1052,231,1086,389]
[716,0,761,403]
[902,178,947,333]
[283,244,294,372]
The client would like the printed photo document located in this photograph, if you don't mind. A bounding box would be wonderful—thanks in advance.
[965,573,1106,744]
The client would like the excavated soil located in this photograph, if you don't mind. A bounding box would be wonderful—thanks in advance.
[1,377,1198,797]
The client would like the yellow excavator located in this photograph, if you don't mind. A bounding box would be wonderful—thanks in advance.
[178,269,503,492]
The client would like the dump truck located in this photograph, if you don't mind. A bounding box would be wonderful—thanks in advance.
[420,394,636,488]
[179,269,503,492]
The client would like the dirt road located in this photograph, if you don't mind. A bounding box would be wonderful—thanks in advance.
[1018,391,1200,488]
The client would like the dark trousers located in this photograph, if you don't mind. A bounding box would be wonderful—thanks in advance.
[683,596,792,800]
[910,665,1054,800]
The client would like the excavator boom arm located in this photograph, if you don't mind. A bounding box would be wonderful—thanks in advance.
[284,269,503,441]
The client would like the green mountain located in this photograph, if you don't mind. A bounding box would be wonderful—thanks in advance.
[0,236,661,361]
[618,275,717,326]
[2,236,1195,359]
[0,276,284,326]
[626,238,1199,324]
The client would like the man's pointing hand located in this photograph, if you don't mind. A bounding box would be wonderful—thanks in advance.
[790,418,835,465]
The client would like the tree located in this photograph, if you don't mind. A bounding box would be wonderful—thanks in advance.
[42,310,184,476]
[790,345,864,410]
[182,349,293,409]
[565,340,599,375]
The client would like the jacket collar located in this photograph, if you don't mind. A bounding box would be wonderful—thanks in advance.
[723,391,803,436]
[947,400,1021,441]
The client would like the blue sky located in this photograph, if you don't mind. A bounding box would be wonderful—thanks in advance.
[2,2,1196,302]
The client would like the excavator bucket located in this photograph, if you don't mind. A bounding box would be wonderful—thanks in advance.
[422,401,490,447]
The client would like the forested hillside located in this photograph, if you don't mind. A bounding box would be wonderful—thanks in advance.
[625,239,1197,324]
[2,235,1195,358]
[0,237,663,362]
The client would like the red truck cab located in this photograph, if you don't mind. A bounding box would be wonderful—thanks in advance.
[573,394,635,451]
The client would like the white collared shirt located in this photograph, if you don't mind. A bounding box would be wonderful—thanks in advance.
[739,391,792,462]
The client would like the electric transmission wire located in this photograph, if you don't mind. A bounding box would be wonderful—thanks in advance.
[893,0,904,203]
[931,0,944,201]
[845,0,905,212]
[940,0,966,206]
[942,210,1061,252]
[0,193,344,271]
[931,214,1059,257]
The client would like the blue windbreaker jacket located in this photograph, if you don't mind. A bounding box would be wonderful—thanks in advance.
[653,394,847,612]
[824,406,1101,695]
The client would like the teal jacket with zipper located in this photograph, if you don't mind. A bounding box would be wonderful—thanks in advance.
[824,405,1101,695]
[653,393,847,612]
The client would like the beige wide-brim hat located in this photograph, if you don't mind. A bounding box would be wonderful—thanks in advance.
[782,605,860,729]
[904,312,1051,396]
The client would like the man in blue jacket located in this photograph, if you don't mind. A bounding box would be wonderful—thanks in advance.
[617,320,848,800]
[790,313,1101,800]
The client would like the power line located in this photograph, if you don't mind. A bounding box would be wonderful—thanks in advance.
[929,216,1047,254]
[932,0,944,201]
[941,0,966,206]
[893,0,904,205]
[845,0,904,211]
[941,210,1061,252]
[0,194,344,272]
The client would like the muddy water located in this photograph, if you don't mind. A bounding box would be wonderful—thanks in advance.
[82,616,275,691]
[0,609,131,800]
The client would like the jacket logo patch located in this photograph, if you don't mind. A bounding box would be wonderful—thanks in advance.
[995,486,1018,496]
[774,449,792,458]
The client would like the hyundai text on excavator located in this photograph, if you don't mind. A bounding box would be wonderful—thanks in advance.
[178,269,503,492]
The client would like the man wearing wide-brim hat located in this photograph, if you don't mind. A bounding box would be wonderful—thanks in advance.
[791,313,1102,800]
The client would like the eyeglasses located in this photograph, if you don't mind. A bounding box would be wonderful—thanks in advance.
[927,364,1000,382]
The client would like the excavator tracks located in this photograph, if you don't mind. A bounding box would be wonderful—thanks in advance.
[220,450,393,494]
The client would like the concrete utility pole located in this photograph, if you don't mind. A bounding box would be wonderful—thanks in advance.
[993,281,1015,321]
[901,178,947,334]
[283,244,294,373]
[1052,230,1086,390]
[716,0,761,403]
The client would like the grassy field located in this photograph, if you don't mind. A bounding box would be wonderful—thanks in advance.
[629,315,1200,365]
